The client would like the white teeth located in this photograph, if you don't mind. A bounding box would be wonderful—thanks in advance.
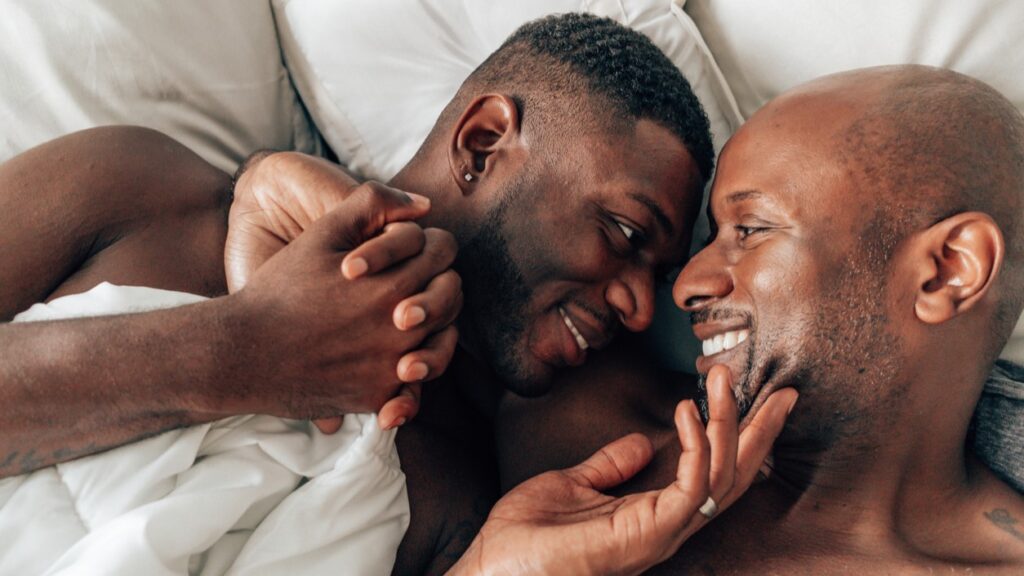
[701,329,749,357]
[723,331,737,350]
[559,307,590,351]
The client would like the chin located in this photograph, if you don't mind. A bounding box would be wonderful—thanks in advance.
[499,367,557,398]
[490,355,556,398]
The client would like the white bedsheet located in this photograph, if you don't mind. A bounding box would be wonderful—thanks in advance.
[0,283,409,575]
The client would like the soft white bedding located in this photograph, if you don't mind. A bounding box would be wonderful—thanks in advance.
[0,283,409,576]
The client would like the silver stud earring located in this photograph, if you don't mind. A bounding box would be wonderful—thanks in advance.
[463,172,474,182]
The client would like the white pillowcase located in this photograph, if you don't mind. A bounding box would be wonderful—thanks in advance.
[0,0,319,174]
[684,0,1024,363]
[272,0,740,182]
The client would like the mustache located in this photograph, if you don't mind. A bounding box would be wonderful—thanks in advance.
[689,307,752,326]
[565,296,617,333]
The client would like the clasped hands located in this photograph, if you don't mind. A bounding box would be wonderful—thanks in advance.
[223,151,797,575]
[224,151,461,431]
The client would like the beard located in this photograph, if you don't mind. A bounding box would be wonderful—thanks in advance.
[456,184,544,396]
[696,335,757,422]
[697,253,903,452]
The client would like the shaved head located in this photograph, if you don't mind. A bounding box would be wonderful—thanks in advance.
[682,65,1024,435]
[790,65,1024,351]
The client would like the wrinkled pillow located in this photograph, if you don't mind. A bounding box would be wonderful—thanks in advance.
[0,0,319,174]
[272,0,739,181]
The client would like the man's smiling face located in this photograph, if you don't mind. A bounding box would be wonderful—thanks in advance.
[460,119,703,396]
[672,89,905,437]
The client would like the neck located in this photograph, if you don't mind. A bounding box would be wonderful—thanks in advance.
[388,156,467,239]
[765,356,990,555]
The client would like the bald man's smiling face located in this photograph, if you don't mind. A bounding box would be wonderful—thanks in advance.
[673,91,906,442]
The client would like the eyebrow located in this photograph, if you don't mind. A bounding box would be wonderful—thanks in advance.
[706,189,766,229]
[628,192,674,237]
[725,189,764,203]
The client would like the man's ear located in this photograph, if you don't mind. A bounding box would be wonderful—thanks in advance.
[912,211,1004,324]
[448,93,521,193]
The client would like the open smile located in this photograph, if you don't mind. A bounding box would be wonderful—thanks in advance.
[701,328,750,357]
[559,306,590,351]
[692,320,753,375]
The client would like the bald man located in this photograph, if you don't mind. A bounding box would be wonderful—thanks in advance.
[498,65,1024,573]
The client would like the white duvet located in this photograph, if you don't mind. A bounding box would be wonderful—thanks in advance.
[0,283,409,575]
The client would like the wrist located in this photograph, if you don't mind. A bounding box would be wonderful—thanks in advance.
[183,295,259,420]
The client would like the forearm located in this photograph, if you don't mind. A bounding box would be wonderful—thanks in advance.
[0,299,235,477]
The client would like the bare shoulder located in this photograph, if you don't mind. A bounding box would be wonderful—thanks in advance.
[974,464,1024,568]
[0,125,232,312]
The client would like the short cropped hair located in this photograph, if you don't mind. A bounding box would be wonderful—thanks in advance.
[436,13,715,180]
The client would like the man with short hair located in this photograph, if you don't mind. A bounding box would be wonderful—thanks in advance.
[499,64,1024,573]
[0,13,794,575]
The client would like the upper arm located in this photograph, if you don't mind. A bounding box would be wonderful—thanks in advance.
[0,126,232,319]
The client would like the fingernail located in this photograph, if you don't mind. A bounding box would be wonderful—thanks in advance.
[408,193,430,209]
[343,256,368,279]
[403,306,426,329]
[786,392,800,416]
[394,417,407,428]
[406,362,429,381]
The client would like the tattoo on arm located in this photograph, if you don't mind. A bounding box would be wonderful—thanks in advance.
[985,508,1024,543]
[2,442,102,477]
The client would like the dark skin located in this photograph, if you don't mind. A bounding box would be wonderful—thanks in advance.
[498,66,1024,574]
[233,94,796,575]
[0,127,462,477]
[0,92,797,573]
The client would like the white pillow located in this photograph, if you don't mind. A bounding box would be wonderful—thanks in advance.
[683,0,1024,363]
[272,0,740,182]
[0,0,319,174]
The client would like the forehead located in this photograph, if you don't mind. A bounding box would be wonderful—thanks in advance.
[710,96,865,221]
[560,119,704,227]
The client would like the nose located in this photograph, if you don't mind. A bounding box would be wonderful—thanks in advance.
[673,244,733,312]
[605,263,655,332]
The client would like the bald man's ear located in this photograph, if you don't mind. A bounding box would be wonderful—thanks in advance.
[913,212,1004,324]
[448,93,521,193]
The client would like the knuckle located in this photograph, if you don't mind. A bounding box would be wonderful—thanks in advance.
[424,228,458,264]
[442,269,463,292]
[348,184,378,212]
[364,181,405,205]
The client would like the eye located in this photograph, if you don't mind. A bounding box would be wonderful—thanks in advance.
[617,221,637,241]
[736,225,768,240]
[611,218,646,250]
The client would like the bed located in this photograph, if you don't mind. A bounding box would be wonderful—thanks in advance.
[0,0,1021,573]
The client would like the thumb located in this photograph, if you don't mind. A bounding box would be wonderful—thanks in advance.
[563,433,655,491]
[309,183,430,251]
